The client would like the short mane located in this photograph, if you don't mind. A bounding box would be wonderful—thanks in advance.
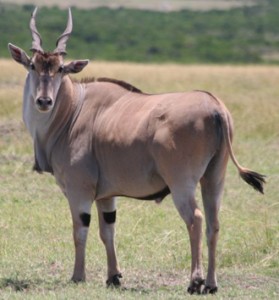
[79,77,143,94]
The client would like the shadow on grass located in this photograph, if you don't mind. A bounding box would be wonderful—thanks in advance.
[114,286,151,295]
[0,277,35,292]
[0,276,67,292]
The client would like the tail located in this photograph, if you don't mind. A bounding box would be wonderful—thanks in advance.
[209,93,266,194]
[238,169,265,194]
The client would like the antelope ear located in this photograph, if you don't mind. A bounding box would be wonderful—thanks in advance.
[8,43,30,68]
[63,60,89,74]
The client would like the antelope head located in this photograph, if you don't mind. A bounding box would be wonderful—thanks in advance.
[8,8,88,113]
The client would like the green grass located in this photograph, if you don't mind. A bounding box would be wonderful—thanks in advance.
[0,60,279,299]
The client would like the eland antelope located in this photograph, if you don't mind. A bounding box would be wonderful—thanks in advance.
[8,8,265,295]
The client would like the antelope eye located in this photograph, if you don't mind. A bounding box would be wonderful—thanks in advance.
[58,65,64,73]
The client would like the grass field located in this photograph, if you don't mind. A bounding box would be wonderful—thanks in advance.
[0,60,279,299]
[1,0,257,11]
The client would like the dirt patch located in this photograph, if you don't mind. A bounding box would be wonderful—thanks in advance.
[92,268,279,295]
[94,268,188,293]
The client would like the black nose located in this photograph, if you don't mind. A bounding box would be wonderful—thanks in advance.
[36,97,53,110]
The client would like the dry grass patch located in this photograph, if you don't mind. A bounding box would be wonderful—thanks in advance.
[0,60,278,299]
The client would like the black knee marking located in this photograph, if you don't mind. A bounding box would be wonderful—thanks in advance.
[80,213,91,227]
[103,210,116,224]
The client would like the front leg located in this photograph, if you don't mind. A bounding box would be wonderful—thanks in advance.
[96,198,122,287]
[67,188,93,282]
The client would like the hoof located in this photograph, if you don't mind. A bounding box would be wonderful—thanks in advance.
[187,278,205,295]
[106,273,122,287]
[202,285,218,294]
[71,276,85,284]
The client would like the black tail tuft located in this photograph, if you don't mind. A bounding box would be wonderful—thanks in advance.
[239,169,266,194]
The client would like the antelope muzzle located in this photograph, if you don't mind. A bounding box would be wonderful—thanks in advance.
[35,96,53,112]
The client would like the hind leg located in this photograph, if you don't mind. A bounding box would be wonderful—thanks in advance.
[171,183,205,294]
[200,179,224,294]
[200,153,228,294]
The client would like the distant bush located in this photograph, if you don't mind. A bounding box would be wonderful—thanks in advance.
[1,0,279,63]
